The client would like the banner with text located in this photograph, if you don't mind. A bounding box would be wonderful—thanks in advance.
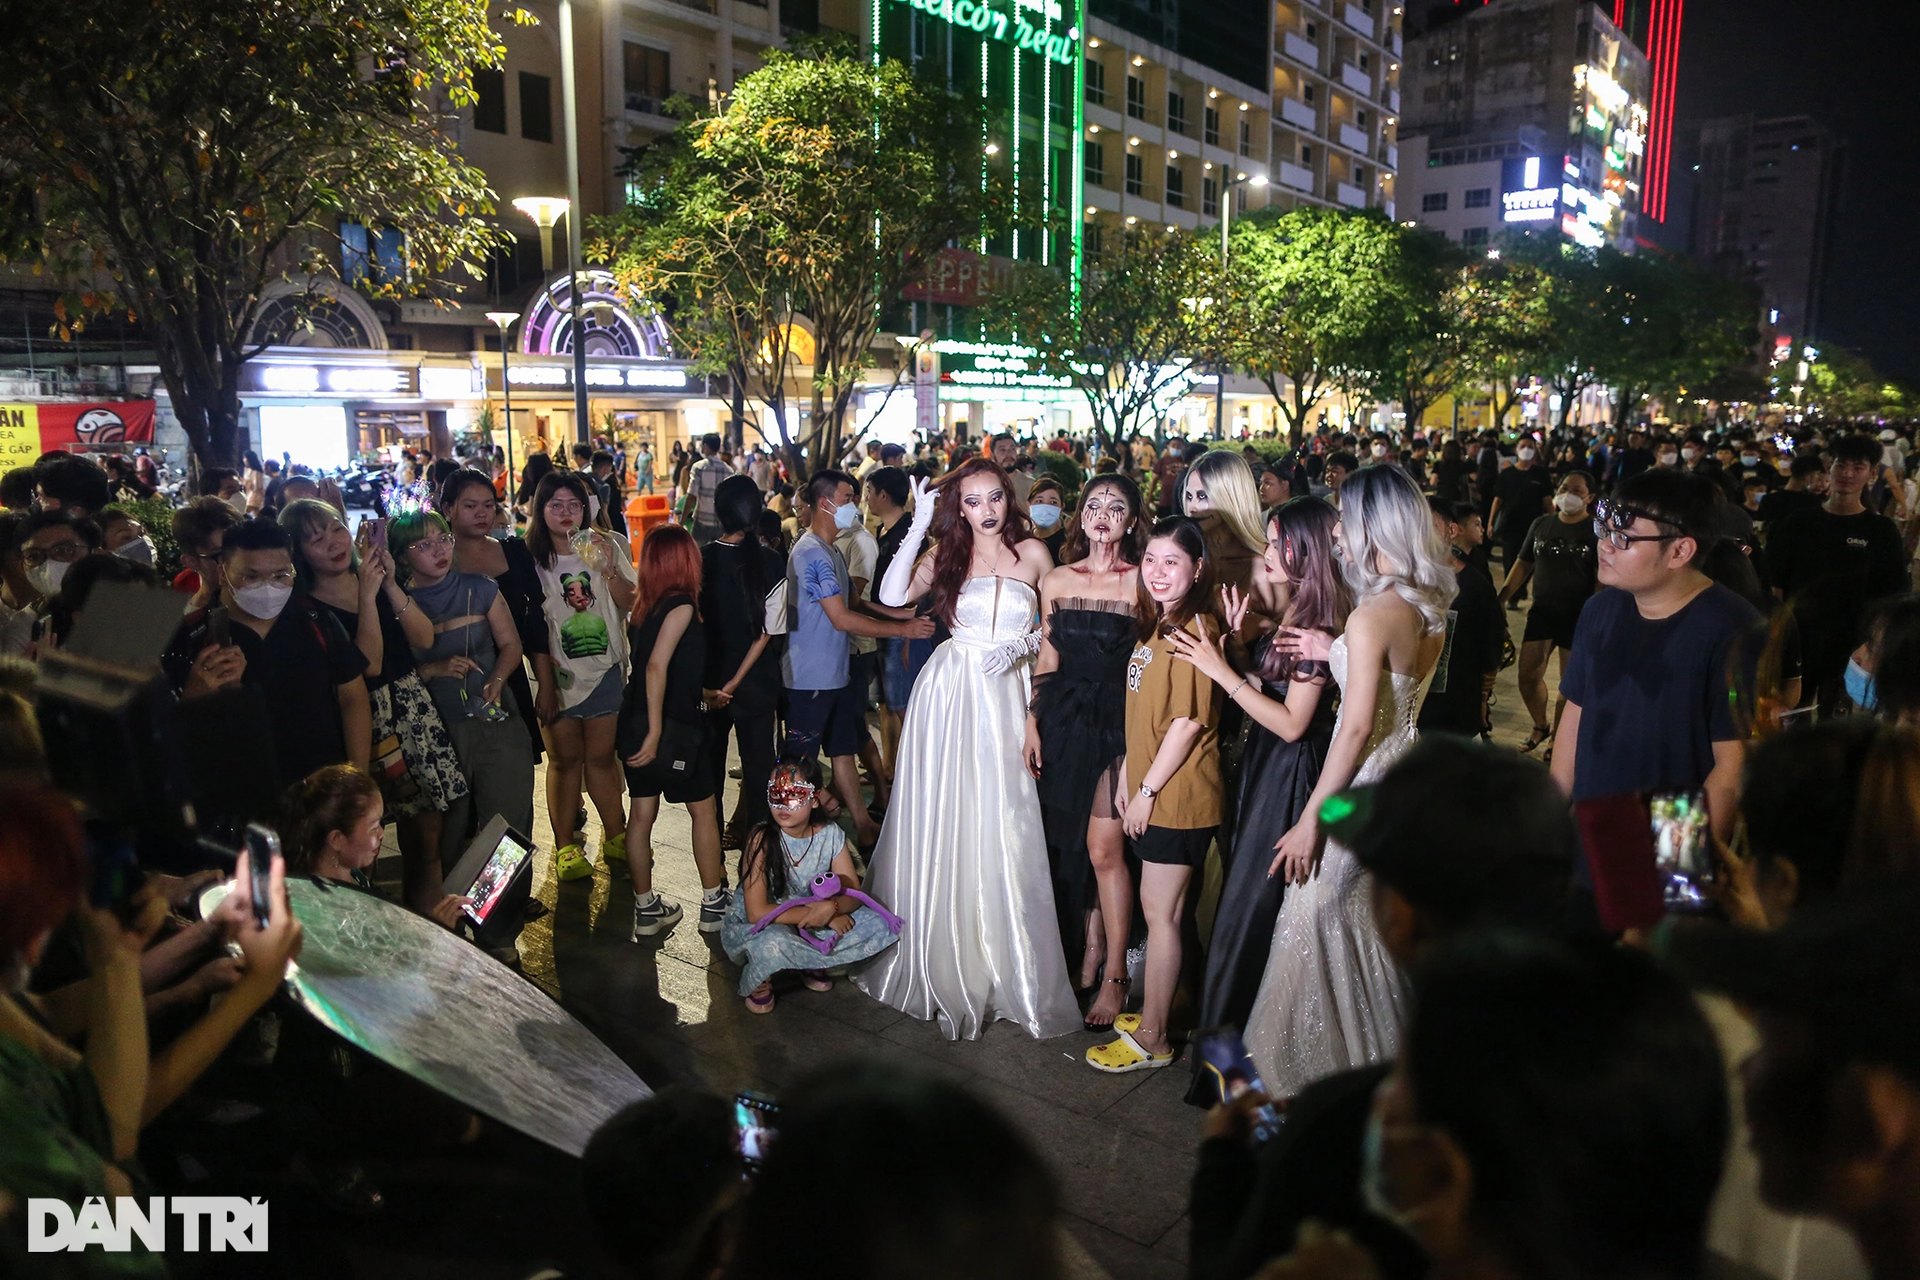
[0,401,157,464]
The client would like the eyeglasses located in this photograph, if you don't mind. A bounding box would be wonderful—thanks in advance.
[1590,497,1684,551]
[411,534,456,550]
[230,568,296,587]
[22,542,88,567]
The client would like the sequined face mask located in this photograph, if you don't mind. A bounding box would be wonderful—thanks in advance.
[767,781,817,810]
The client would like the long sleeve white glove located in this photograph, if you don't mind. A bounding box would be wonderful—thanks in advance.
[878,475,939,607]
[979,627,1042,676]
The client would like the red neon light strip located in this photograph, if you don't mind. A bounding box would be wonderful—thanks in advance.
[1644,0,1682,222]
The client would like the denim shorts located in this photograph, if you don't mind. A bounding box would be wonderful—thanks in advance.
[558,665,624,719]
[783,683,866,758]
[881,636,934,711]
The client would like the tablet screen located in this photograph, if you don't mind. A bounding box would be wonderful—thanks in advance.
[463,831,532,926]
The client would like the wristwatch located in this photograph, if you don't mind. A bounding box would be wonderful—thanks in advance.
[1138,782,1159,800]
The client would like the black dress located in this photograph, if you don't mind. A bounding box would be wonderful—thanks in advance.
[1029,598,1135,961]
[1186,648,1337,1105]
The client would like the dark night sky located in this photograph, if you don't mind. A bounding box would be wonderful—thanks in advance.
[1667,0,1920,381]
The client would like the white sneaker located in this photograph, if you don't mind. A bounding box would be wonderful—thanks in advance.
[631,895,683,940]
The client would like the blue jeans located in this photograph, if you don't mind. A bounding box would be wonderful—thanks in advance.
[881,636,934,711]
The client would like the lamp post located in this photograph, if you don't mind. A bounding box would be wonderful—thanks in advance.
[511,194,586,450]
[486,310,521,488]
[1214,171,1268,438]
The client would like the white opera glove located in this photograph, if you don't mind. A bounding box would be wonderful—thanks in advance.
[878,475,939,607]
[980,628,1042,676]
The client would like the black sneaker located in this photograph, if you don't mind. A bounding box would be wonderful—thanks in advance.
[699,888,731,933]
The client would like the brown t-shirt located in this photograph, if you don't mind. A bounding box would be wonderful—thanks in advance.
[1125,616,1224,829]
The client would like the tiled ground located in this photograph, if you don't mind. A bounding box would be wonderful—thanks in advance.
[367,615,1538,1279]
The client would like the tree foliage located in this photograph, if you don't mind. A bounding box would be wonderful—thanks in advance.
[0,0,511,469]
[980,225,1221,452]
[598,41,1006,476]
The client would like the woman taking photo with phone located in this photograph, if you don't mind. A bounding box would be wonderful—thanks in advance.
[528,472,637,882]
[439,468,549,768]
[1084,515,1223,1074]
[281,499,466,919]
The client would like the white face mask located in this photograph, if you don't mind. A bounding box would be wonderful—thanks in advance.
[1516,446,1537,462]
[1658,451,1679,467]
[114,536,156,566]
[831,501,861,532]
[1554,492,1587,515]
[1740,454,1760,467]
[225,492,250,513]
[1370,443,1389,458]
[232,582,293,621]
[1681,447,1701,462]
[27,558,69,597]
[1029,503,1062,529]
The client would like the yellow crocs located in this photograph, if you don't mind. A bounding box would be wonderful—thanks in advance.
[1085,1029,1174,1074]
[554,843,594,881]
[601,832,628,863]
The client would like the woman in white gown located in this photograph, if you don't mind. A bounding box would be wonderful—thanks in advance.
[1243,465,1456,1097]
[853,459,1082,1040]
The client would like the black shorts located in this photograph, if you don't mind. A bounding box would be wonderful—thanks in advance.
[625,759,716,804]
[1132,824,1217,867]
[783,682,866,759]
[847,650,879,714]
[1521,607,1580,649]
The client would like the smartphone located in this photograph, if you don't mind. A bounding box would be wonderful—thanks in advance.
[733,1091,780,1171]
[243,823,279,930]
[361,517,388,551]
[206,604,230,649]
[1192,1027,1284,1143]
[1650,789,1714,914]
[87,831,146,917]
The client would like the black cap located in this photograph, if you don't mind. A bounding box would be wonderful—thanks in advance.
[1667,879,1920,1079]
[1324,737,1575,932]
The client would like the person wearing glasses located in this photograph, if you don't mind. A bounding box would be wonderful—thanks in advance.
[169,496,241,607]
[14,512,99,603]
[1550,470,1762,858]
[164,517,373,791]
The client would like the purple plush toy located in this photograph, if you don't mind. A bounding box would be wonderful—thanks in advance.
[746,872,904,956]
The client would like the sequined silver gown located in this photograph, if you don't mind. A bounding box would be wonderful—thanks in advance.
[1244,635,1429,1098]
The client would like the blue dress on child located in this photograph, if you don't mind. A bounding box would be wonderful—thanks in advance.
[721,826,901,995]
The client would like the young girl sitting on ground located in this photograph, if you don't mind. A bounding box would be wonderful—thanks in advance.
[720,758,901,1014]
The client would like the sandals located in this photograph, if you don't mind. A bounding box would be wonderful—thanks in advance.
[801,970,833,993]
[745,985,776,1015]
[1085,1026,1175,1074]
[1520,726,1552,753]
[1083,976,1131,1032]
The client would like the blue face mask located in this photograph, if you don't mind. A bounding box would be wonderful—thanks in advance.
[1029,503,1062,529]
[1845,658,1878,711]
[832,501,861,532]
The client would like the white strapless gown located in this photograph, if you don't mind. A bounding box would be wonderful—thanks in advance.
[1244,634,1430,1097]
[853,577,1081,1040]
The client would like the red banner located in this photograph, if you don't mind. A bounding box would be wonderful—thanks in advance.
[900,248,1016,306]
[0,401,156,461]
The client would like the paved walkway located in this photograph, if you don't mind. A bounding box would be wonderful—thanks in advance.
[368,620,1539,1278]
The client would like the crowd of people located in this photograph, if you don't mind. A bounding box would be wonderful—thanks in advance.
[3,413,1920,1279]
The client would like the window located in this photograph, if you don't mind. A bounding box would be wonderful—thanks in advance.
[341,223,405,287]
[1462,226,1489,246]
[1303,82,1316,103]
[473,68,506,134]
[1166,164,1186,207]
[1125,152,1145,196]
[1300,145,1314,165]
[1421,191,1448,212]
[1359,53,1370,70]
[519,72,553,142]
[1085,58,1106,106]
[1305,20,1317,36]
[1086,141,1106,186]
[1167,90,1187,135]
[1463,187,1491,208]
[624,43,671,115]
[1239,118,1251,156]
[1356,109,1368,126]
[1202,175,1219,217]
[1126,75,1147,119]
[1204,105,1220,146]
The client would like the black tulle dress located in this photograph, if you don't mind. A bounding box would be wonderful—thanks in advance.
[1186,651,1337,1105]
[1030,598,1136,962]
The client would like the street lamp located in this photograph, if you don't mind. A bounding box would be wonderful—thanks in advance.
[511,193,587,450]
[1215,172,1268,437]
[486,310,521,487]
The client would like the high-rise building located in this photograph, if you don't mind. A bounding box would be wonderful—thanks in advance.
[1605,0,1684,224]
[1398,0,1650,251]
[1685,114,1844,349]
[1266,0,1404,217]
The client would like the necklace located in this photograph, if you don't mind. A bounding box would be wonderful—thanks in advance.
[783,827,823,868]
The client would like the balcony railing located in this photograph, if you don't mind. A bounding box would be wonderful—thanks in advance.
[1278,161,1315,192]
[1340,122,1369,153]
[1282,31,1319,67]
[1280,96,1318,130]
[1341,3,1375,37]
[1341,63,1373,97]
[1337,181,1366,207]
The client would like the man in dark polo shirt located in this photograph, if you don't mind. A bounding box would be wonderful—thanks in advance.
[165,517,370,789]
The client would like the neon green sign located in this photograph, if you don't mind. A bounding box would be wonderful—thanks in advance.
[889,0,1080,66]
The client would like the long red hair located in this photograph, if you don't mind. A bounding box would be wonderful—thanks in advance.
[0,786,85,960]
[631,523,703,624]
[927,457,1034,626]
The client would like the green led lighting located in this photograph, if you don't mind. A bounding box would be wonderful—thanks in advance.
[885,0,1081,65]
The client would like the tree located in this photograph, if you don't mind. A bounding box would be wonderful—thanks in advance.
[1455,246,1554,431]
[599,41,1004,477]
[981,225,1220,453]
[1368,225,1492,431]
[1212,208,1407,447]
[0,0,509,470]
